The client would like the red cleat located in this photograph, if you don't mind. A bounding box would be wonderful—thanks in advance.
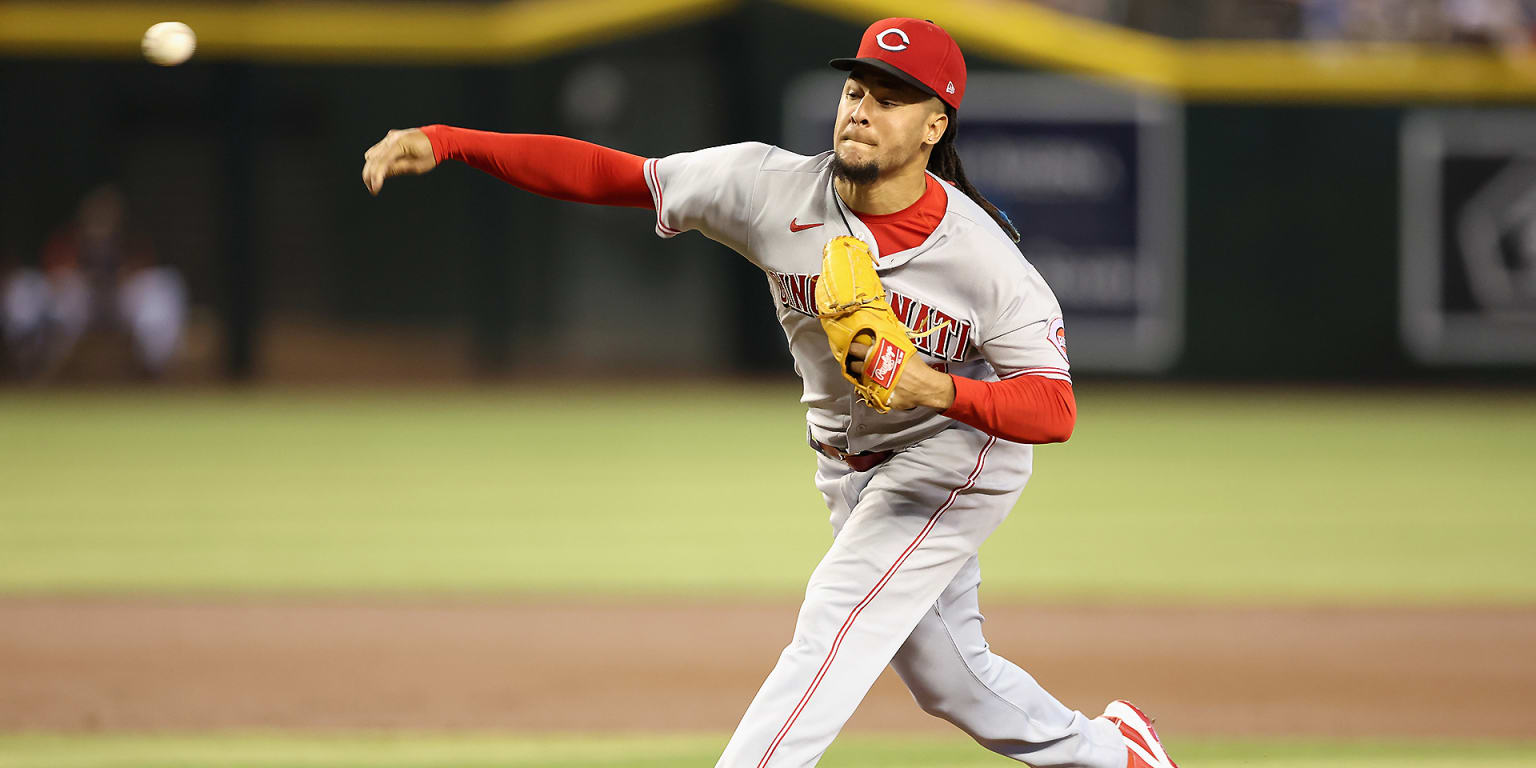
[1102,700,1179,768]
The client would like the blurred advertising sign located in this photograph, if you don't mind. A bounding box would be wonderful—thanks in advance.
[1402,110,1536,364]
[784,73,1184,372]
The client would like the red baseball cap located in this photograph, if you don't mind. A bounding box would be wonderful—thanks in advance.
[830,18,966,109]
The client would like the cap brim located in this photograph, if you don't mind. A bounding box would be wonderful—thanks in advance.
[828,57,940,101]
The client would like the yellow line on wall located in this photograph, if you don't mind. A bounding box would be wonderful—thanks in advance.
[1177,40,1536,102]
[6,0,1536,100]
[0,0,735,63]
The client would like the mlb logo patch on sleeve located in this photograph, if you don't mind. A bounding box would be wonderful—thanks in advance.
[867,338,907,388]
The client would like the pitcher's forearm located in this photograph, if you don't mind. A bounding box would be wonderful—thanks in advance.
[943,374,1076,444]
[420,126,653,209]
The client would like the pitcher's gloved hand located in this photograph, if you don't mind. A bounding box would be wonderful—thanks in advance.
[815,235,954,412]
[845,339,956,412]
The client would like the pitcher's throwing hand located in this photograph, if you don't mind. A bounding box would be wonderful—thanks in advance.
[361,128,436,195]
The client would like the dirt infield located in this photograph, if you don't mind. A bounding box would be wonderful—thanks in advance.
[2,597,1531,739]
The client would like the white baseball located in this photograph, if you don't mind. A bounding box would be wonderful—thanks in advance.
[142,21,197,67]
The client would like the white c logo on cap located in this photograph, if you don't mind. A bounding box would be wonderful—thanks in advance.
[876,28,910,52]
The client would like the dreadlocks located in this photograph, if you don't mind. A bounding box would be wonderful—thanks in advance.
[927,106,1019,243]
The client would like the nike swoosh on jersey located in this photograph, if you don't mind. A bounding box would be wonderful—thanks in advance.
[789,218,824,232]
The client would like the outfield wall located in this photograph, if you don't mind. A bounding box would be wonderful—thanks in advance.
[3,3,1534,381]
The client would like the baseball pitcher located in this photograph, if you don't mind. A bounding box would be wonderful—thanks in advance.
[362,18,1178,768]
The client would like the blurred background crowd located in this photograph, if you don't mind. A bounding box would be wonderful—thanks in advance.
[2,183,185,380]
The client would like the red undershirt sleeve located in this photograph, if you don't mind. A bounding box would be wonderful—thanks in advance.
[420,125,653,209]
[941,374,1077,444]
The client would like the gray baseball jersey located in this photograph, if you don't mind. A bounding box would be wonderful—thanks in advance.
[643,142,1122,768]
[644,142,1072,453]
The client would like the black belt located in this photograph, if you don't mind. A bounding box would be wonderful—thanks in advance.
[808,432,894,472]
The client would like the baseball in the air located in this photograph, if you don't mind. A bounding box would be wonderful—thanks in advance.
[142,21,197,66]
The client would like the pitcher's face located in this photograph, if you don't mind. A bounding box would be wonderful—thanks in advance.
[831,69,946,183]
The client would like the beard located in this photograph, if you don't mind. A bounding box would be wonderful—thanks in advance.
[830,150,879,185]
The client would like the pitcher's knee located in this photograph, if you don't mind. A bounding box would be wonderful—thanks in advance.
[911,687,976,724]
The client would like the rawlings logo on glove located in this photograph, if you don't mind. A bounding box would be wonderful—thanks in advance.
[866,338,906,389]
[814,235,938,413]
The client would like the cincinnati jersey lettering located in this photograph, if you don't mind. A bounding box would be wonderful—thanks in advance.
[770,269,973,363]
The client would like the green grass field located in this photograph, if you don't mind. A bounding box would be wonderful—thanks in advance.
[2,733,1534,768]
[2,384,1533,767]
[2,384,1534,602]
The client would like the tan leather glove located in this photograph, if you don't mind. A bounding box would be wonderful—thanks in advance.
[814,236,927,414]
